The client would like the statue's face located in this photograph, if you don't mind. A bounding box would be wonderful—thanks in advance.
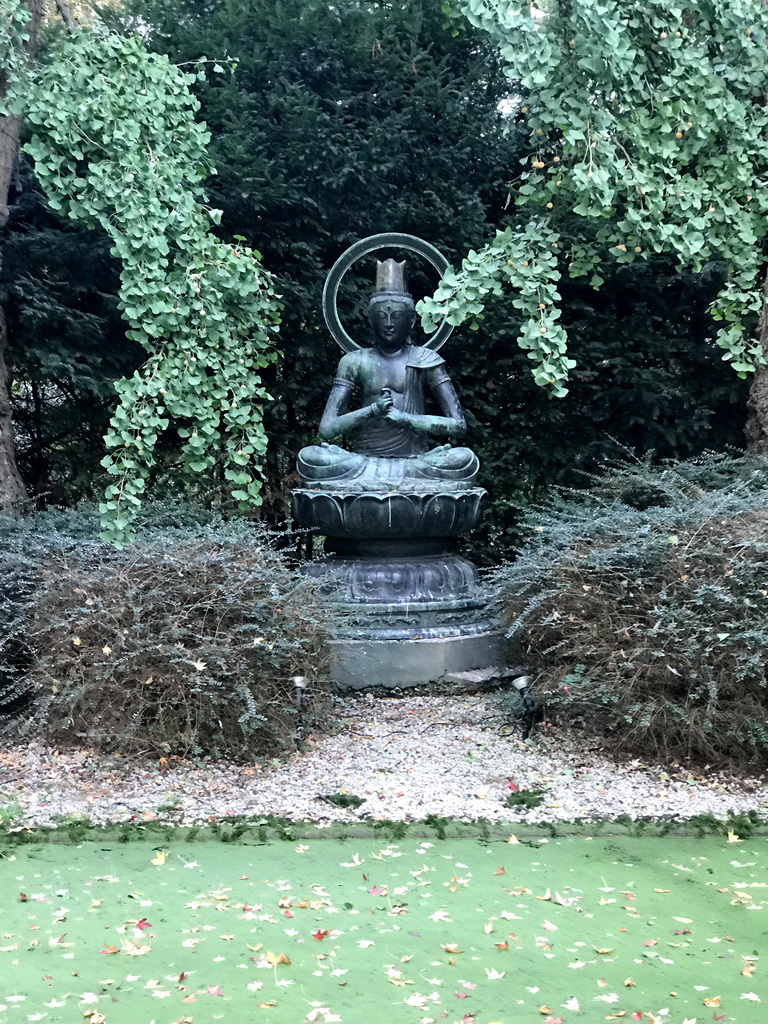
[369,300,414,352]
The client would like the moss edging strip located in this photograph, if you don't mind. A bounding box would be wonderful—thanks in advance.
[0,809,766,847]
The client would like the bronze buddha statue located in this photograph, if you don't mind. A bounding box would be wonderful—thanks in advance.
[297,258,478,490]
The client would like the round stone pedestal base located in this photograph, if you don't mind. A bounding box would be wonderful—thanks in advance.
[329,630,504,690]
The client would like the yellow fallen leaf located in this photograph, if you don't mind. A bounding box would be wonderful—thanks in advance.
[623,977,635,987]
[539,1007,553,1016]
[654,888,671,893]
[266,951,291,966]
[442,944,463,954]
[257,1001,277,1008]
[741,962,755,978]
[593,946,612,954]
[150,850,168,866]
[727,830,742,843]
[703,996,721,1007]
[507,834,520,844]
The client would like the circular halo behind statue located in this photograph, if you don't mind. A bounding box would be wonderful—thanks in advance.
[322,232,455,353]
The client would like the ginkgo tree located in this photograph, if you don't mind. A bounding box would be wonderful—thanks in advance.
[420,0,768,448]
[2,1,281,542]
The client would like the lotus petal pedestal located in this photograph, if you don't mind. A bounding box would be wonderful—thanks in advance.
[292,488,503,689]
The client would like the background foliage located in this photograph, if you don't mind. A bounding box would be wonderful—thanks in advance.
[1,0,749,556]
[494,453,768,768]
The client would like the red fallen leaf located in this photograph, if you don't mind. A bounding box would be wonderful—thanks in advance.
[178,972,189,982]
[504,780,519,792]
[674,928,692,935]
[283,910,294,918]
[455,991,468,999]
[18,893,27,902]
[631,1014,643,1021]
[182,995,197,1003]
[494,866,506,875]
[207,985,224,996]
[136,918,152,931]
[642,939,657,946]
[99,945,120,954]
[312,929,331,941]
[368,886,386,895]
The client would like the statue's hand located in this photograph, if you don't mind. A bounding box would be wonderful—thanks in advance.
[384,407,410,425]
[371,391,394,416]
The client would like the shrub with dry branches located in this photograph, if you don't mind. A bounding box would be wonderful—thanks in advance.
[1,503,331,758]
[494,454,768,769]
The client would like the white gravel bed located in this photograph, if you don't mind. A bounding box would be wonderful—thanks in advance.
[1,693,765,828]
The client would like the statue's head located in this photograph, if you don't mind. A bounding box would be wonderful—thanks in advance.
[368,258,415,352]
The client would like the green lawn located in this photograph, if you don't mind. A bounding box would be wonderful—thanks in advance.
[0,832,766,1024]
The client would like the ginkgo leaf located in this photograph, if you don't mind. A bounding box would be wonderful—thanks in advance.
[727,830,742,843]
[150,850,168,866]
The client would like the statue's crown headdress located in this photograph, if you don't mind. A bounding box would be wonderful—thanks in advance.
[369,258,415,307]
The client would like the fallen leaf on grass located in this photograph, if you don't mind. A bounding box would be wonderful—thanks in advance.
[150,850,168,866]
[727,830,742,843]
[703,996,721,1007]
[266,951,291,965]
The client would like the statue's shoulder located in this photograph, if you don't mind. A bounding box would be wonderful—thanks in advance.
[406,345,445,369]
[335,349,367,379]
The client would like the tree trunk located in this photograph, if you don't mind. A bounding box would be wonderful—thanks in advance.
[0,0,43,507]
[745,266,768,454]
[0,306,26,504]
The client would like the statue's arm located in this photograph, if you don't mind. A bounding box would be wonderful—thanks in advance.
[318,379,378,440]
[392,370,466,439]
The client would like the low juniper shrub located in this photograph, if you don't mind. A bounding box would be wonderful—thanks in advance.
[492,453,768,769]
[0,502,332,759]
